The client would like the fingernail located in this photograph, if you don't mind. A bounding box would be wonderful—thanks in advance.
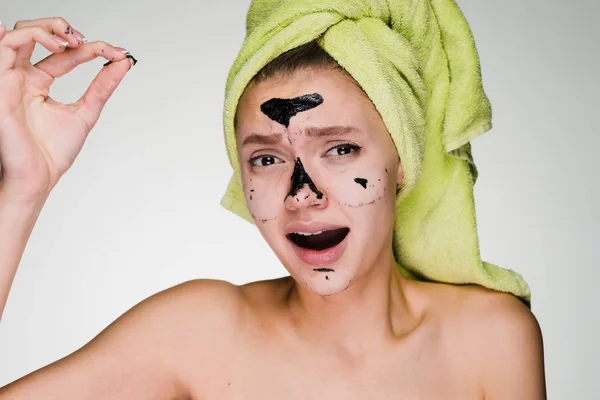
[52,35,69,47]
[102,54,137,68]
[114,47,130,55]
[0,20,4,26]
[126,54,138,67]
[73,29,87,43]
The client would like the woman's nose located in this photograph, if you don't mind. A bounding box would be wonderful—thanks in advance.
[284,183,328,211]
[284,158,328,211]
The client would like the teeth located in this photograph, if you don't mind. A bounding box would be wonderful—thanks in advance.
[295,230,324,236]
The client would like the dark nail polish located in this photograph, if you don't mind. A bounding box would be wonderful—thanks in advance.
[102,54,138,68]
[126,54,138,66]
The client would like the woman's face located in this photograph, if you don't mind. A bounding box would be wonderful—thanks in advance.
[235,67,402,295]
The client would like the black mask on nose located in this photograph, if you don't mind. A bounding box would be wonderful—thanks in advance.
[260,93,325,201]
[288,158,323,199]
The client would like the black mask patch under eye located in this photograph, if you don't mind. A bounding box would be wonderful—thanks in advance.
[288,158,323,199]
[354,178,368,188]
[260,93,323,127]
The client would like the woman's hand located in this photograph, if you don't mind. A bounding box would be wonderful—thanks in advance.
[0,17,134,201]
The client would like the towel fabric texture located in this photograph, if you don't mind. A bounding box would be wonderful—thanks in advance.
[220,0,531,304]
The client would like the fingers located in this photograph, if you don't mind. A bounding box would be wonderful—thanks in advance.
[0,17,136,129]
[70,56,135,129]
[12,17,86,66]
[35,41,130,78]
[0,17,85,72]
[14,17,86,46]
[0,26,68,72]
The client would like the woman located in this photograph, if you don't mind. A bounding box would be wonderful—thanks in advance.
[0,1,546,398]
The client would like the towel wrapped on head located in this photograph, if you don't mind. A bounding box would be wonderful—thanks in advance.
[220,0,531,304]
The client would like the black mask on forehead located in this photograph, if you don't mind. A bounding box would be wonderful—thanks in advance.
[260,93,323,128]
[260,93,325,201]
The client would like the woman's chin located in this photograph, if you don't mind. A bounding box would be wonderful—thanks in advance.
[299,273,353,296]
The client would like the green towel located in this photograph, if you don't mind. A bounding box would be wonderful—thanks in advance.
[220,0,531,304]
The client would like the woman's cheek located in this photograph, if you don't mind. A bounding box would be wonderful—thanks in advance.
[244,171,289,222]
[324,166,388,209]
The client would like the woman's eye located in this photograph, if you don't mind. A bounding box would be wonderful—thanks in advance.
[250,155,281,167]
[326,144,361,157]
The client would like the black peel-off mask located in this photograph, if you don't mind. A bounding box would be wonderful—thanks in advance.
[354,177,368,189]
[260,93,325,200]
[333,168,390,209]
[288,158,323,199]
[260,93,323,128]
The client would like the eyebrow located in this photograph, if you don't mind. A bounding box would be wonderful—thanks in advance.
[241,133,283,146]
[303,126,361,138]
[241,126,361,147]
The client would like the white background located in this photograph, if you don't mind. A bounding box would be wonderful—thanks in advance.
[1,0,598,398]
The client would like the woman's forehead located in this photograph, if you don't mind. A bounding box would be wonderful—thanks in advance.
[236,69,376,135]
[252,68,352,96]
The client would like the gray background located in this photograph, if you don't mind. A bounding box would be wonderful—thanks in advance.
[1,0,598,398]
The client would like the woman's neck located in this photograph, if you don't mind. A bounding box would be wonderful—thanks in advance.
[284,250,419,356]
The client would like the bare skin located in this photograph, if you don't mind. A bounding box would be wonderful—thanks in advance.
[0,17,546,400]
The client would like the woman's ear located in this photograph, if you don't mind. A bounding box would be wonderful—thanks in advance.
[395,157,404,195]
[396,157,404,186]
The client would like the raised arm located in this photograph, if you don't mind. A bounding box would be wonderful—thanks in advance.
[0,17,133,319]
[0,16,194,399]
[0,187,46,319]
[0,19,245,399]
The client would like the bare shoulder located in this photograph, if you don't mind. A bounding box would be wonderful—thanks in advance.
[414,281,539,339]
[83,278,248,365]
[154,278,246,325]
[142,278,250,361]
[112,278,247,345]
[460,287,546,398]
[0,279,247,399]
[162,276,290,343]
[450,286,542,352]
[417,283,546,399]
[442,284,538,332]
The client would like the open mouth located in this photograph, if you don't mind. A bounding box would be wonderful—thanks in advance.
[286,228,350,251]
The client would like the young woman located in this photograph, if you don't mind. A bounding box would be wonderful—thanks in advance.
[0,6,545,400]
